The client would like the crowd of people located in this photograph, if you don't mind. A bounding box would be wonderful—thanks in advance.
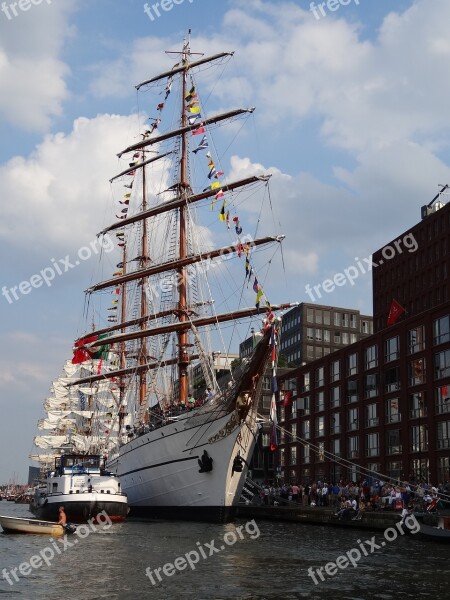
[257,478,450,518]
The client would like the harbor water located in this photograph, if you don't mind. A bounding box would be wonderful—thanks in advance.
[0,502,449,600]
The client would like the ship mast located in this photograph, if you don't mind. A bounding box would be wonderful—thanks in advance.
[140,157,148,417]
[70,38,294,402]
[177,39,191,405]
[118,241,127,434]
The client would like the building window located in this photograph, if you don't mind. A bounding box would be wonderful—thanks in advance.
[361,320,371,334]
[307,308,314,323]
[316,391,325,412]
[330,438,341,457]
[409,358,426,386]
[307,327,314,341]
[350,334,357,344]
[331,412,340,434]
[307,345,314,359]
[316,416,325,438]
[364,373,379,398]
[387,461,402,479]
[318,442,325,461]
[342,333,349,345]
[302,420,310,440]
[315,309,322,324]
[330,386,340,408]
[330,360,340,382]
[315,329,322,341]
[323,311,331,326]
[408,325,425,354]
[324,330,330,342]
[385,366,400,392]
[348,407,359,431]
[348,436,359,458]
[348,353,358,376]
[298,396,310,415]
[316,367,324,388]
[342,313,349,328]
[303,372,310,392]
[410,392,427,419]
[290,446,297,465]
[438,456,450,482]
[350,314,357,329]
[386,398,401,423]
[367,462,381,476]
[366,403,379,427]
[436,421,450,448]
[366,433,379,457]
[411,425,428,452]
[334,312,341,327]
[435,385,450,414]
[291,423,297,440]
[434,350,450,379]
[386,429,402,455]
[303,444,310,464]
[433,315,450,345]
[385,336,400,362]
[291,399,298,418]
[347,380,358,403]
[365,345,378,370]
[334,332,341,344]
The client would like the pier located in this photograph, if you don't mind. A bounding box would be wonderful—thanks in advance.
[236,504,403,530]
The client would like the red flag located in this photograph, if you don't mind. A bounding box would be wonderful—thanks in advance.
[387,299,406,326]
[283,391,292,407]
[72,335,97,364]
[192,125,205,135]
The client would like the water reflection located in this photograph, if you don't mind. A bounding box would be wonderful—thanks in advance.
[0,503,449,600]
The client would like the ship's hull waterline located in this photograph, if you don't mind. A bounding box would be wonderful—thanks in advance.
[30,492,129,523]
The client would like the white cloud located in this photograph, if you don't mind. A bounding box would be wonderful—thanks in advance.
[0,113,147,266]
[0,0,75,130]
[85,0,450,160]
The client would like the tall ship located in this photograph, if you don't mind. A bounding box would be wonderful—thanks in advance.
[68,35,294,522]
[30,358,128,523]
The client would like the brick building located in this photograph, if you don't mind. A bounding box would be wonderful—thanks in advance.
[278,199,450,486]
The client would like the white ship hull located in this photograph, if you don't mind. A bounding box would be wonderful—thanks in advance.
[109,406,258,522]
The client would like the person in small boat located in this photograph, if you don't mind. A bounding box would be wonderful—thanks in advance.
[57,506,67,526]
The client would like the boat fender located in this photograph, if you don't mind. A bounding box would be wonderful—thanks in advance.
[198,450,213,473]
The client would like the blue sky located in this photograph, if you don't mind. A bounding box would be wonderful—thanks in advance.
[1,0,450,482]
